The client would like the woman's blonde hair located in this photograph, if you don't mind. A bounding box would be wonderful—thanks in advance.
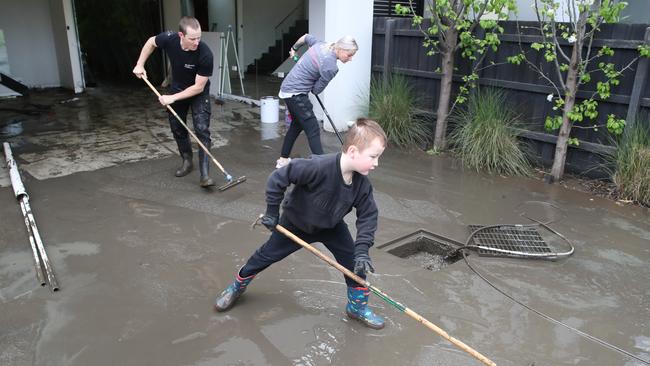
[322,35,358,54]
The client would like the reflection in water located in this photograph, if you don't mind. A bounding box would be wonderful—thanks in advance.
[1,120,23,137]
[260,122,280,141]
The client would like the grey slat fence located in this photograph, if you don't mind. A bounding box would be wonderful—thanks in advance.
[372,17,650,177]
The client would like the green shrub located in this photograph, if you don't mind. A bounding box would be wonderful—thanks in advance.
[449,88,530,176]
[612,118,650,206]
[368,74,428,147]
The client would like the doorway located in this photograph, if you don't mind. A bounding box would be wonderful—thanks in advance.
[73,0,165,86]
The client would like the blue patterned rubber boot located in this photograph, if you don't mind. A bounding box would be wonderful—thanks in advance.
[214,271,255,312]
[345,286,385,329]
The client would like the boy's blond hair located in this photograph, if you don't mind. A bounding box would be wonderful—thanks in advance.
[343,118,387,152]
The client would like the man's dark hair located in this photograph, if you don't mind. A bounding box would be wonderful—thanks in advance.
[179,16,200,34]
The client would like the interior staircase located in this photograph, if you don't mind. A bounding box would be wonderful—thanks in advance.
[246,19,308,75]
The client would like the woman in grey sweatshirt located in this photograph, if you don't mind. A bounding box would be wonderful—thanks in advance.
[275,34,358,169]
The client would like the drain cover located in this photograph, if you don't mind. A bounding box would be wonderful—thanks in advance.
[468,225,551,257]
[377,229,463,271]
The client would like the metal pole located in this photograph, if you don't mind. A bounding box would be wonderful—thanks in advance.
[19,198,46,286]
[4,142,44,285]
[275,223,498,366]
[223,30,231,94]
[3,142,58,291]
[219,33,226,97]
[228,25,246,96]
[21,196,59,291]
[314,95,344,145]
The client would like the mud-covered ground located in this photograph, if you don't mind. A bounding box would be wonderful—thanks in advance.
[1,87,649,366]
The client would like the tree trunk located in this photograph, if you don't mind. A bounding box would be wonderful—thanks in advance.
[550,59,579,181]
[550,12,588,181]
[550,96,575,180]
[433,30,458,150]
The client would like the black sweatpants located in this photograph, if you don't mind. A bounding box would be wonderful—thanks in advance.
[280,94,324,157]
[240,215,364,287]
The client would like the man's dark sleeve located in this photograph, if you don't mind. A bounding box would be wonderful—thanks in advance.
[197,47,213,77]
[154,31,173,50]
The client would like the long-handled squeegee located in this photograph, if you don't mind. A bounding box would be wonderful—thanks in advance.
[142,77,246,191]
[314,94,344,146]
[256,216,496,366]
[250,216,498,366]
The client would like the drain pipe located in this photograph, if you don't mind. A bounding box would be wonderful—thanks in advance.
[3,143,59,291]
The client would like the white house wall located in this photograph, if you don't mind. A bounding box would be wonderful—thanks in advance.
[49,0,84,93]
[513,0,649,23]
[315,0,373,131]
[0,0,61,89]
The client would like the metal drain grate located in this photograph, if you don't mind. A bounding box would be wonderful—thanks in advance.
[468,225,551,257]
[377,229,463,271]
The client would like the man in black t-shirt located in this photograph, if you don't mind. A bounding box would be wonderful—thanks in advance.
[133,16,215,187]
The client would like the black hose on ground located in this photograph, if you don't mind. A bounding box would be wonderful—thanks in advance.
[457,220,649,365]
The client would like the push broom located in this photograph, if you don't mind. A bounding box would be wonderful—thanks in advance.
[142,77,246,191]
[252,216,497,366]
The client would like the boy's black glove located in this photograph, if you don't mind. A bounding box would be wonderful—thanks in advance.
[353,253,375,276]
[261,204,280,232]
[261,214,278,232]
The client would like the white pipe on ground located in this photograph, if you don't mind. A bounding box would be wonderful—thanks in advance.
[3,142,27,199]
[3,142,58,291]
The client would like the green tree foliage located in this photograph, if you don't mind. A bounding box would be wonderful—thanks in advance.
[396,0,517,150]
[506,0,645,181]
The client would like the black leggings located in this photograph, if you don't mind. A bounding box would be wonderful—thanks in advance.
[280,94,324,157]
[239,215,363,287]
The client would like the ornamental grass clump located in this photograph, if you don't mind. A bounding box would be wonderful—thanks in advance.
[449,88,530,176]
[612,118,650,206]
[368,74,429,147]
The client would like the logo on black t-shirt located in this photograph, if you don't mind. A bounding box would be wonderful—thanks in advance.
[184,64,196,70]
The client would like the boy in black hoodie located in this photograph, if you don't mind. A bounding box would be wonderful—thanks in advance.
[214,118,387,329]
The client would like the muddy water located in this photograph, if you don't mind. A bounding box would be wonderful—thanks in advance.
[1,88,649,365]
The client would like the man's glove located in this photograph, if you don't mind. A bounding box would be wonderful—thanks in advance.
[353,252,375,276]
[261,214,278,232]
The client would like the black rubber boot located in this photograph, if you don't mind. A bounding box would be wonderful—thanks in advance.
[199,153,214,187]
[174,152,193,177]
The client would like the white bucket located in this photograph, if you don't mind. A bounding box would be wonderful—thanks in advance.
[260,96,279,123]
